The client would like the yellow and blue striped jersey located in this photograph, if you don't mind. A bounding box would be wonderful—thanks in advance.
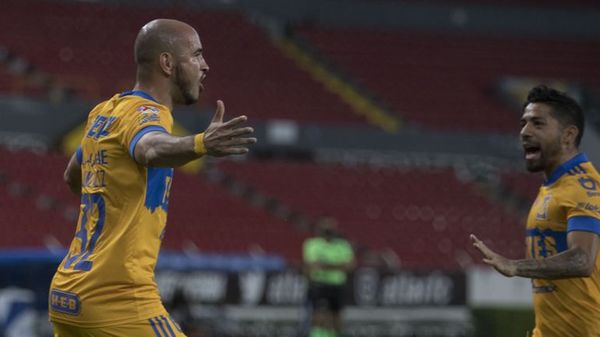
[526,153,600,337]
[49,90,175,327]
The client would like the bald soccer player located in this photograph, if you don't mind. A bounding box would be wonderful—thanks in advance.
[48,19,256,337]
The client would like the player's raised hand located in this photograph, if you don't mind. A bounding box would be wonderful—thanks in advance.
[470,234,517,277]
[203,100,257,157]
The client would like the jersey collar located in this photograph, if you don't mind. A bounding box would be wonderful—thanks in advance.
[119,90,157,103]
[544,152,589,186]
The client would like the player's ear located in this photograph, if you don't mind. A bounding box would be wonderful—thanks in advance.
[159,52,174,76]
[562,125,578,148]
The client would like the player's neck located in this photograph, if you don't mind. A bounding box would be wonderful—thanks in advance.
[132,82,173,111]
[543,148,580,180]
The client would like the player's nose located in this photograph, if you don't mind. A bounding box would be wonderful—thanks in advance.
[520,123,532,139]
[201,59,209,73]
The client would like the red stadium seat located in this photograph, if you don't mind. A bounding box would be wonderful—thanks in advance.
[295,27,600,132]
[0,0,367,126]
[218,159,527,268]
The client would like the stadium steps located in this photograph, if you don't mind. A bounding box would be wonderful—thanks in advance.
[295,27,600,132]
[0,0,371,126]
[276,37,401,132]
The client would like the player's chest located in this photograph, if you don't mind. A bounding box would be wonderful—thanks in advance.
[526,189,567,231]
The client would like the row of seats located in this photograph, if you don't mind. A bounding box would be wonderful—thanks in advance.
[500,170,542,204]
[0,147,306,260]
[0,64,48,97]
[0,0,366,126]
[0,147,531,268]
[218,159,527,268]
[296,27,600,132]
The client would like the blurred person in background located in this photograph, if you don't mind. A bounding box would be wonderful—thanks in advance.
[303,217,355,337]
[48,19,256,337]
[471,85,600,337]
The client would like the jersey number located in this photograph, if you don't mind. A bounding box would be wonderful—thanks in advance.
[64,193,106,272]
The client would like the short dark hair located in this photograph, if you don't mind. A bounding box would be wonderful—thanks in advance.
[523,85,585,147]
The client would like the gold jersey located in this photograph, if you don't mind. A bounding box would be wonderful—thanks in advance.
[50,91,175,327]
[526,153,600,337]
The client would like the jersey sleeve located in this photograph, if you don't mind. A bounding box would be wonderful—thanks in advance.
[564,177,600,235]
[75,145,83,164]
[118,103,173,159]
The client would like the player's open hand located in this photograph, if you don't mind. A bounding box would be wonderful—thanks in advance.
[470,234,517,277]
[203,100,257,157]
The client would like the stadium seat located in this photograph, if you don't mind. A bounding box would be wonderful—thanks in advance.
[218,159,526,268]
[0,0,367,126]
[296,27,600,131]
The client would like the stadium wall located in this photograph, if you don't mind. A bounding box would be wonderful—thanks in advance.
[0,250,538,337]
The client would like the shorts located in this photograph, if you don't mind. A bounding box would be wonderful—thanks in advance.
[308,282,346,313]
[52,314,186,337]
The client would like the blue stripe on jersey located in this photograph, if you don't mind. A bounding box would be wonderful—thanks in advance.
[128,125,167,159]
[156,316,171,337]
[76,146,83,164]
[145,167,173,213]
[120,90,157,102]
[544,153,589,186]
[149,317,163,337]
[161,315,177,337]
[526,228,568,256]
[568,216,600,235]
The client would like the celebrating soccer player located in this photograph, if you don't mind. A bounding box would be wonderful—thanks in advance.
[471,85,600,337]
[48,19,256,337]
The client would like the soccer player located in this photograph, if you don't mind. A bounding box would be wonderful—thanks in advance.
[48,19,256,337]
[303,218,355,337]
[471,85,600,337]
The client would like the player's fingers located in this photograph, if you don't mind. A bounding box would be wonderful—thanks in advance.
[210,100,225,124]
[222,147,250,155]
[221,115,248,129]
[472,241,493,258]
[227,127,254,138]
[221,137,258,147]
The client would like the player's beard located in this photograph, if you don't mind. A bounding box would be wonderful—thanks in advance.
[525,137,562,173]
[174,65,199,105]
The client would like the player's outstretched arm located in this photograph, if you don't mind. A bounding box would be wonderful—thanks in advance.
[64,152,81,195]
[135,100,257,167]
[470,232,599,279]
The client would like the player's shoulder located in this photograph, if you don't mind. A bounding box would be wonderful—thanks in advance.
[559,164,600,198]
[116,95,167,116]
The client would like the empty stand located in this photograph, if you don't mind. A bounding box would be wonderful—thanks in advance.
[0,64,48,97]
[0,184,73,247]
[500,170,542,204]
[0,148,78,206]
[0,147,305,259]
[166,172,306,259]
[0,0,366,125]
[296,27,600,131]
[218,159,526,268]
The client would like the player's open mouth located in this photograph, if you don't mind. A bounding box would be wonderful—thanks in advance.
[199,74,207,92]
[523,143,541,160]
